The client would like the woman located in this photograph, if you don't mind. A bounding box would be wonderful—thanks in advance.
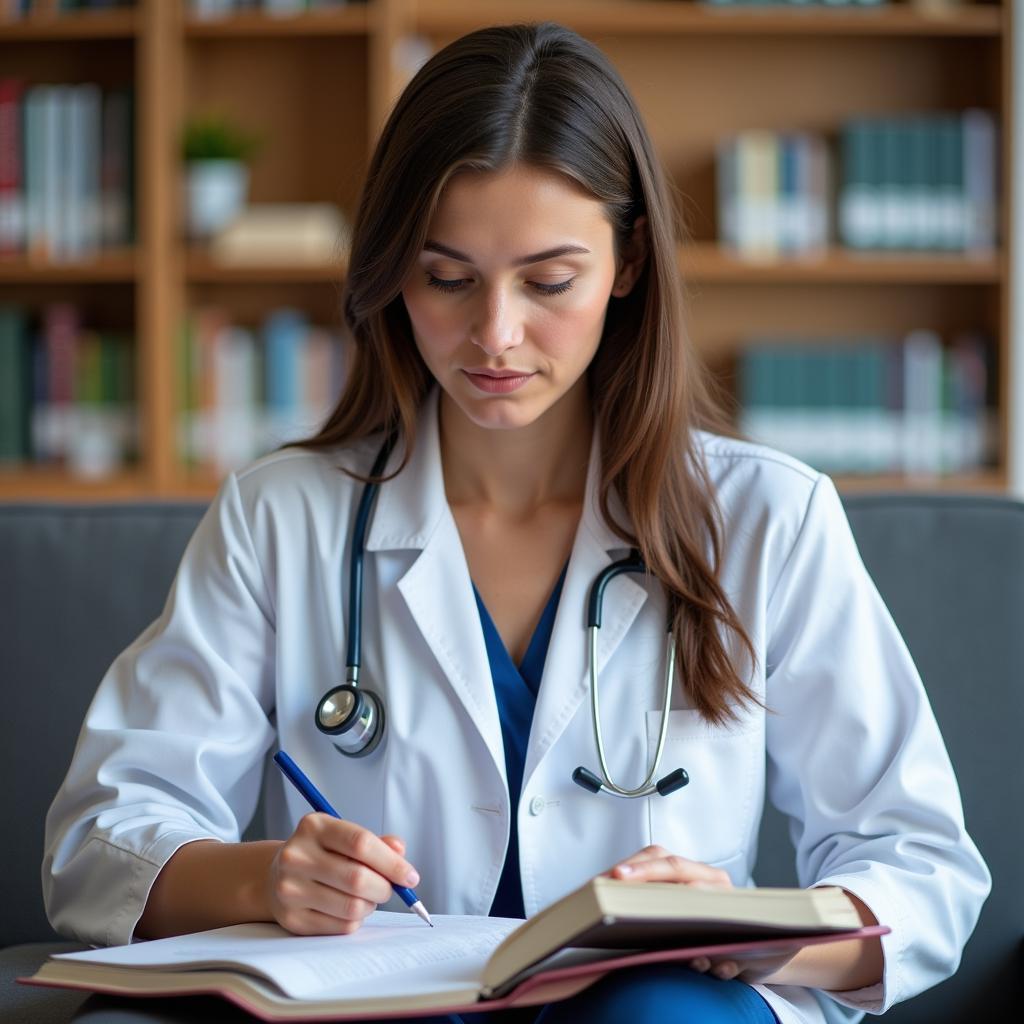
[44,21,989,1024]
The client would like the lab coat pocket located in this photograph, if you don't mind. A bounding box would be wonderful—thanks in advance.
[645,708,760,868]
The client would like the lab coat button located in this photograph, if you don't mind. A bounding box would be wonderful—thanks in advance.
[528,795,545,816]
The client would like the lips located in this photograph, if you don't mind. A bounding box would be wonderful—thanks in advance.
[462,368,535,394]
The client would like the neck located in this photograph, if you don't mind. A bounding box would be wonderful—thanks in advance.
[439,380,593,516]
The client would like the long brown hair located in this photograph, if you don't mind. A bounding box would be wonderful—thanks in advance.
[289,21,758,725]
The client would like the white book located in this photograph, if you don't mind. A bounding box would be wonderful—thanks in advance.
[23,86,47,258]
[738,132,778,259]
[902,329,944,477]
[211,325,259,474]
[40,86,65,260]
[962,108,997,254]
[66,84,102,260]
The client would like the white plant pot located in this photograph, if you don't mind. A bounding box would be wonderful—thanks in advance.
[185,160,249,239]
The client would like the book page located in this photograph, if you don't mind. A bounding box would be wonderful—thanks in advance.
[55,913,523,1001]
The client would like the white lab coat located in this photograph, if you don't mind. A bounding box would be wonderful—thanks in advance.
[43,386,990,1024]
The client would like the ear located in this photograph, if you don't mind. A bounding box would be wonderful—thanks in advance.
[611,215,649,298]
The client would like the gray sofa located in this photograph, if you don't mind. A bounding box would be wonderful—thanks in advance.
[2,495,1022,1022]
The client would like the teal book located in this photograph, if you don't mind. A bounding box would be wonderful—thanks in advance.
[0,305,30,462]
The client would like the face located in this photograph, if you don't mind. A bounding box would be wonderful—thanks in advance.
[401,163,641,432]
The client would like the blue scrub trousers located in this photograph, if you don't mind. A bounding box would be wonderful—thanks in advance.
[345,963,778,1022]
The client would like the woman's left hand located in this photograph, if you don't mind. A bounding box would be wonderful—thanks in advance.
[603,845,798,984]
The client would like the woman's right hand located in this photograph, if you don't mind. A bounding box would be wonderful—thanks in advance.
[267,814,420,935]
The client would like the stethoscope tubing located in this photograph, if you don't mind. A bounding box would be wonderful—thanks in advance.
[586,555,678,798]
[326,435,687,799]
[346,435,397,683]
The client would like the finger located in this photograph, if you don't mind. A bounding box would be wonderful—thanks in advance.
[278,904,368,937]
[604,845,671,875]
[689,957,711,973]
[380,835,406,855]
[307,877,379,923]
[612,855,731,886]
[314,817,420,887]
[711,960,739,981]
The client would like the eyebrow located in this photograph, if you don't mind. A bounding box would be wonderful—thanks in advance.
[422,240,592,266]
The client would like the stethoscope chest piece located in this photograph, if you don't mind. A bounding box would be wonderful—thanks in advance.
[315,684,386,758]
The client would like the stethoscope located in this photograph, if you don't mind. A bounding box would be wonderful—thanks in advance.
[315,437,689,800]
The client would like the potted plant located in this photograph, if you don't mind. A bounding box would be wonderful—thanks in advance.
[182,113,263,240]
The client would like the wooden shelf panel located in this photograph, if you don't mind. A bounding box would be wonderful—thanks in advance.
[0,250,138,284]
[834,470,1007,495]
[0,9,138,40]
[680,245,1004,285]
[0,468,150,501]
[185,7,371,38]
[414,1,1003,38]
[185,250,348,283]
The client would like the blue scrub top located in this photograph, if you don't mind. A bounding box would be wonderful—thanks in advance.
[472,563,568,920]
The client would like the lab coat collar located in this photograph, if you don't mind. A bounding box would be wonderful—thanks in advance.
[364,384,649,795]
[364,387,448,553]
[365,383,633,557]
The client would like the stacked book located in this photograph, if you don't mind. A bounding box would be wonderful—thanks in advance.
[716,132,831,257]
[190,0,360,16]
[716,109,997,257]
[178,306,349,476]
[838,111,997,252]
[0,79,135,261]
[737,330,995,476]
[0,303,136,476]
[701,1,888,7]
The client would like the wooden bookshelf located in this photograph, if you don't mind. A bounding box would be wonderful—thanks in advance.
[0,0,1014,501]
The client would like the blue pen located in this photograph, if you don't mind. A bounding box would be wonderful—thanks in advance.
[273,750,433,927]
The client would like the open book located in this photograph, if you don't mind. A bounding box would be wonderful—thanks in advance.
[22,879,888,1020]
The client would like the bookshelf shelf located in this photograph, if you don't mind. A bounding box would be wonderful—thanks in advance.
[679,244,1004,285]
[414,2,1003,38]
[184,7,371,38]
[0,250,138,284]
[0,0,1013,500]
[185,250,348,283]
[832,469,1007,494]
[0,10,138,41]
[0,469,149,501]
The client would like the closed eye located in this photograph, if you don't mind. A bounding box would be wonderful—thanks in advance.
[425,273,575,296]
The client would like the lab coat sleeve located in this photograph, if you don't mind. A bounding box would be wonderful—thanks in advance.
[42,471,277,946]
[763,474,990,1015]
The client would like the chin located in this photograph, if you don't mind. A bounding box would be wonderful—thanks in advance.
[448,386,548,432]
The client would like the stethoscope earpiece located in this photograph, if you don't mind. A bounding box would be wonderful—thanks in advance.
[572,764,689,798]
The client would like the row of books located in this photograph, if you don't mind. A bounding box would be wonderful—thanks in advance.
[716,110,997,258]
[190,0,361,16]
[737,330,996,476]
[840,112,997,253]
[179,306,349,475]
[0,303,137,477]
[0,80,135,261]
[1,1,134,17]
[701,1,888,6]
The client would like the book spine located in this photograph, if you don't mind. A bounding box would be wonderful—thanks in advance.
[101,89,133,247]
[0,305,29,461]
[962,108,997,254]
[0,78,24,256]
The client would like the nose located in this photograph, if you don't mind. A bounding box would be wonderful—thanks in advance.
[469,284,525,357]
